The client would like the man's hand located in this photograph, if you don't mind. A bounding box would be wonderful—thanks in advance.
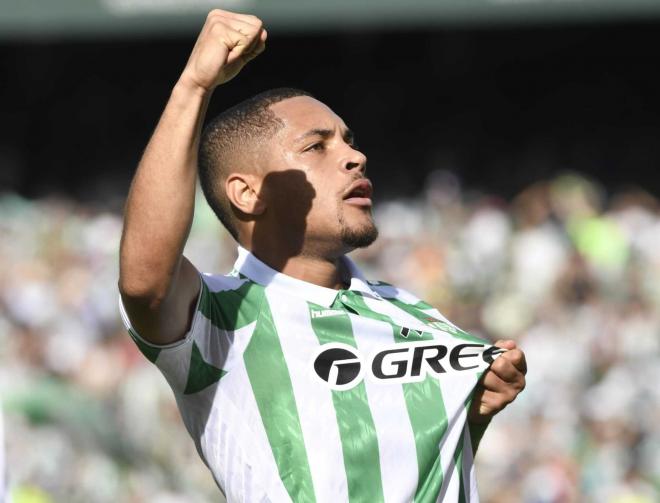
[469,340,527,424]
[179,9,267,94]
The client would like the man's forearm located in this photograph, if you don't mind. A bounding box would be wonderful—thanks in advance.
[119,79,210,303]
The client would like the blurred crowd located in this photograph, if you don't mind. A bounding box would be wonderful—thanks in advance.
[1,171,659,502]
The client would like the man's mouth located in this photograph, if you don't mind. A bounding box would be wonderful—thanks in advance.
[342,179,373,207]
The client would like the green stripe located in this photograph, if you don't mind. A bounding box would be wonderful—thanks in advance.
[183,341,227,394]
[309,300,385,503]
[243,299,316,502]
[403,378,447,503]
[198,278,262,331]
[346,294,448,503]
[411,299,435,311]
[387,298,486,345]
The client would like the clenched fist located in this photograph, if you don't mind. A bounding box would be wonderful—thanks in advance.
[179,9,267,93]
[469,340,527,424]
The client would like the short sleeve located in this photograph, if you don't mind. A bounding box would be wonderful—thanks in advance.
[118,273,209,393]
[119,272,264,395]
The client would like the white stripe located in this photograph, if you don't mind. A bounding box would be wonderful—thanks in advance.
[266,290,349,503]
[210,321,291,503]
[192,316,253,375]
[153,314,250,393]
[361,296,432,334]
[152,336,194,392]
[436,372,479,503]
[203,272,248,292]
[348,314,419,503]
[371,283,420,305]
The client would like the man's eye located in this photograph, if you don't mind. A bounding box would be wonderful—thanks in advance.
[306,142,325,152]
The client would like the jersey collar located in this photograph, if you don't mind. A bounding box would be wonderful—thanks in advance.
[233,246,382,307]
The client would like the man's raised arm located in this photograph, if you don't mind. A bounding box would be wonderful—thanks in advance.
[119,10,266,345]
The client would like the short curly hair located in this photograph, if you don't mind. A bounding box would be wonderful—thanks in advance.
[198,87,313,241]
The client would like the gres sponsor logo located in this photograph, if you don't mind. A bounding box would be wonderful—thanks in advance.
[312,341,503,391]
[312,344,365,391]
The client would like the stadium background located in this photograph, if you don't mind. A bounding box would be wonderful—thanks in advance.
[2,1,660,501]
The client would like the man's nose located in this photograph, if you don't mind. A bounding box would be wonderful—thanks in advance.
[343,148,367,175]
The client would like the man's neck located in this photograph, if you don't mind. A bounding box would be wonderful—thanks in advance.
[246,245,349,290]
[281,254,349,290]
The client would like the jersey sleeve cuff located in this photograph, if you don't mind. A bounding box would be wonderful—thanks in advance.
[117,272,204,353]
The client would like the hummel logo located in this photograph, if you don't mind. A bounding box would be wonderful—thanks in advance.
[311,309,345,319]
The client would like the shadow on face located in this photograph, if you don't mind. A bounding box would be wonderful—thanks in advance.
[249,169,316,271]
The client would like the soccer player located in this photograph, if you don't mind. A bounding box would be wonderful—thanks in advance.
[118,9,526,502]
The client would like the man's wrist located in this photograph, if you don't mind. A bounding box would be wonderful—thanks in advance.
[173,74,214,102]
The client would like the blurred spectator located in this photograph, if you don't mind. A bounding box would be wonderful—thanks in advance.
[1,171,659,502]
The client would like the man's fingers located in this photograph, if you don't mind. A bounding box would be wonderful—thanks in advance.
[477,389,509,415]
[206,12,265,61]
[211,9,263,28]
[480,369,506,391]
[182,10,266,91]
[207,23,250,59]
[469,385,509,419]
[212,13,262,40]
[242,37,266,62]
[243,27,266,56]
[210,20,249,44]
[204,9,263,47]
[234,12,263,27]
[500,348,527,374]
[494,339,517,351]
[492,340,527,374]
[481,366,524,393]
[486,356,525,386]
[470,341,527,421]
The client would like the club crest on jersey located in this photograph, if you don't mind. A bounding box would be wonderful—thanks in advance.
[312,341,504,391]
[426,320,449,330]
[399,326,423,339]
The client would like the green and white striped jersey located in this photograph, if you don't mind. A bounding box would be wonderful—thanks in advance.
[119,247,498,503]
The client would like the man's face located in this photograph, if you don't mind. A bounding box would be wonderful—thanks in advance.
[260,96,378,255]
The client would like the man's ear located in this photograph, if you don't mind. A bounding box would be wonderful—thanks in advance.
[225,173,266,215]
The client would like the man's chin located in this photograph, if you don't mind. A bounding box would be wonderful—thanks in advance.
[340,223,379,249]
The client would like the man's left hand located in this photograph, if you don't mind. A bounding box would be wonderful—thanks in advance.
[468,340,527,424]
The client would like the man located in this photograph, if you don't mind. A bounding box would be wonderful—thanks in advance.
[118,9,526,502]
